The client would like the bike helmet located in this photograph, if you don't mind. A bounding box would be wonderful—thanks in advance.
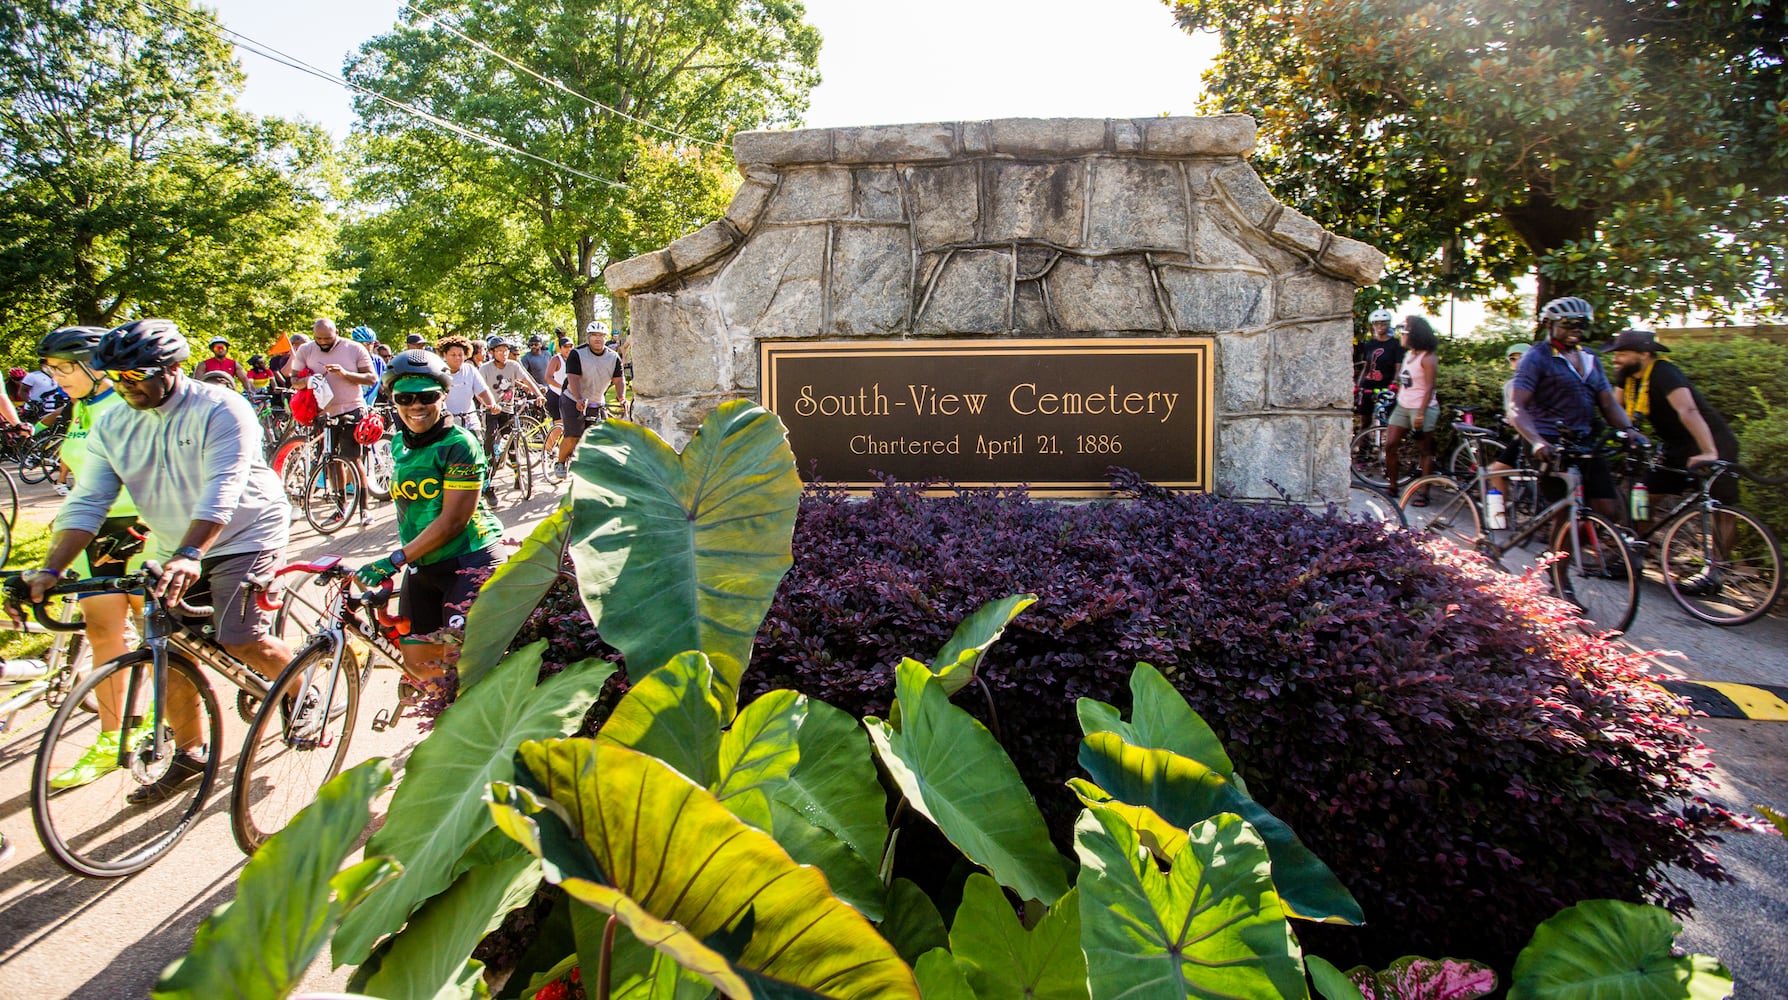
[353,410,386,444]
[350,325,378,343]
[1538,296,1594,322]
[208,336,229,348]
[486,334,513,350]
[585,319,608,336]
[37,326,109,363]
[1367,308,1394,324]
[380,348,452,391]
[7,367,25,379]
[94,319,190,370]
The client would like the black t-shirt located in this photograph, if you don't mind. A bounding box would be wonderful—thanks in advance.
[1354,337,1405,389]
[1631,360,1737,458]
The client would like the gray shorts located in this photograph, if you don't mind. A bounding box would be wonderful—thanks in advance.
[186,549,281,646]
[1388,403,1440,430]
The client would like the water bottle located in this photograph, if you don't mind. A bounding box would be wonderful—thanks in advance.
[0,658,51,682]
[1630,482,1650,521]
[1485,489,1507,530]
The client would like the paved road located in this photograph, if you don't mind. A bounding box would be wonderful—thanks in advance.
[2,483,1783,997]
[0,473,564,997]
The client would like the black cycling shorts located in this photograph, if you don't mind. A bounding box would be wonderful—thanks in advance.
[398,545,503,640]
[324,409,368,461]
[76,515,149,579]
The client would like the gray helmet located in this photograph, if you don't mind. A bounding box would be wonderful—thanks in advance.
[380,348,451,391]
[37,326,110,363]
[1538,297,1594,322]
[94,319,191,370]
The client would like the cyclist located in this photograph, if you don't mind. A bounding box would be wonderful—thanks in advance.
[355,350,506,685]
[478,337,545,502]
[520,334,552,387]
[553,320,626,478]
[1384,316,1440,502]
[1354,307,1403,433]
[543,335,573,434]
[19,318,296,804]
[296,319,379,527]
[31,326,153,789]
[1483,341,1533,497]
[352,325,385,407]
[439,335,501,440]
[195,336,249,391]
[1508,297,1650,527]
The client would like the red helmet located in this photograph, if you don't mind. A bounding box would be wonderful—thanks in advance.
[353,410,385,445]
[7,367,25,379]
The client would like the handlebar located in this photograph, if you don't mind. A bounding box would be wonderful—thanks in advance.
[3,564,213,630]
[1688,460,1788,486]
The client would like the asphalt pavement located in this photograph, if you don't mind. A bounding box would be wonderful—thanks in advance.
[1,482,1783,998]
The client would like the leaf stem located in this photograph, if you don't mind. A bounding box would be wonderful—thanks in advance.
[597,912,617,1000]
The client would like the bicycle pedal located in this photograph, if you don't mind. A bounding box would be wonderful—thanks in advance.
[371,707,395,732]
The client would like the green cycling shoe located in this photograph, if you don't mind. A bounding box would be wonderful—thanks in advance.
[48,711,156,790]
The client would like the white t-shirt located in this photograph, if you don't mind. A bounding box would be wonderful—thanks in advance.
[23,370,59,402]
[445,363,489,415]
[478,359,533,406]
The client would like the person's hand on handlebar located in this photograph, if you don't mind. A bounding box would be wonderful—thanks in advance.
[1618,427,1651,451]
[154,555,201,607]
[1687,452,1720,472]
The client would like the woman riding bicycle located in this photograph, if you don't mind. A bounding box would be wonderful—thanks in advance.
[35,326,152,789]
[354,350,507,686]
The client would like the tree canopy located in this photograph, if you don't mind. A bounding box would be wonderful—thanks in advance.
[1169,0,1788,325]
[342,0,819,333]
[0,0,342,359]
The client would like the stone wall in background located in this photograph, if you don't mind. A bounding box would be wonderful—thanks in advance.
[603,116,1385,501]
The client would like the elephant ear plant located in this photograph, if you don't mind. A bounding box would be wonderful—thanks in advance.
[154,401,1735,1000]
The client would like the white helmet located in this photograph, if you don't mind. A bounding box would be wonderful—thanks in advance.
[1539,296,1594,322]
[1367,308,1394,324]
[584,319,609,336]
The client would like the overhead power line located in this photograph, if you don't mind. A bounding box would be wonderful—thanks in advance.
[136,0,629,189]
[401,1,726,149]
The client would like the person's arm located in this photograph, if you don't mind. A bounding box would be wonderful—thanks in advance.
[564,352,584,408]
[156,520,228,605]
[1665,387,1721,467]
[1509,387,1549,457]
[514,362,544,400]
[0,392,18,425]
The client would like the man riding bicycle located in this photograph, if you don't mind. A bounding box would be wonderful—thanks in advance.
[1507,297,1650,527]
[552,320,626,478]
[17,319,296,804]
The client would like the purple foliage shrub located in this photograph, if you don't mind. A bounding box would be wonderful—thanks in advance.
[739,475,1732,967]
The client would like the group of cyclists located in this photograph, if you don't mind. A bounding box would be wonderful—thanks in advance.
[0,314,631,863]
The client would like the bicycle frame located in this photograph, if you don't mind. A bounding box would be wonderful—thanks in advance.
[256,556,410,732]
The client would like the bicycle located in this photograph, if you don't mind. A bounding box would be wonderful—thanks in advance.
[1396,438,1640,633]
[232,554,413,852]
[1349,389,1417,490]
[250,386,295,461]
[1,595,93,741]
[1346,480,1408,530]
[482,393,536,508]
[17,404,69,486]
[362,401,396,502]
[5,565,282,877]
[270,415,366,535]
[1612,458,1784,626]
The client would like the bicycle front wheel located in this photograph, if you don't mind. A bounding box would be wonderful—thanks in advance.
[495,435,533,506]
[304,457,363,535]
[32,650,221,877]
[18,437,58,484]
[1346,482,1407,530]
[1397,474,1481,550]
[1661,506,1783,626]
[1550,511,1638,634]
[364,437,395,501]
[1447,438,1499,481]
[0,464,18,528]
[232,639,360,853]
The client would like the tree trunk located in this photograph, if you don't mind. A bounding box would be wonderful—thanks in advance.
[1503,191,1598,316]
[612,296,629,338]
[572,285,599,335]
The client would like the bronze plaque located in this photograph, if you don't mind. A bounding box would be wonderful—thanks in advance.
[760,338,1215,496]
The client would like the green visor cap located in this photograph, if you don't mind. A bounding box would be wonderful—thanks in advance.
[391,375,443,394]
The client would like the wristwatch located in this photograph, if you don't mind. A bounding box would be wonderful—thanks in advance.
[389,548,408,569]
[173,545,205,562]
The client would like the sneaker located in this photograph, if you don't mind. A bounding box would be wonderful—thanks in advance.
[1675,567,1724,596]
[552,462,567,479]
[358,511,374,527]
[483,489,499,507]
[49,729,124,790]
[126,749,209,806]
[53,484,70,496]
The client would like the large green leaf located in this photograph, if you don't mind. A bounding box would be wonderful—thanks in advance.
[1076,662,1235,780]
[349,842,541,1000]
[767,797,888,919]
[1508,900,1732,1000]
[1066,778,1189,863]
[155,759,398,1000]
[458,503,572,691]
[567,399,801,715]
[913,950,976,1000]
[1074,806,1308,1000]
[1078,732,1363,925]
[333,646,616,965]
[880,878,949,967]
[865,659,1069,905]
[1305,956,1367,1000]
[713,688,804,828]
[490,737,920,999]
[930,594,1036,696]
[949,873,1088,1000]
[598,652,725,788]
[768,697,890,897]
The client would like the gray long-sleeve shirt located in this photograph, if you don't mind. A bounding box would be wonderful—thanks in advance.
[54,376,290,561]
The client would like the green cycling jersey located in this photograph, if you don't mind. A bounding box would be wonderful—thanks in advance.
[61,388,137,519]
[389,422,503,565]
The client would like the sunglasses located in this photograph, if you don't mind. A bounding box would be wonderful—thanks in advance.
[394,390,443,406]
[1558,319,1590,331]
[105,367,163,383]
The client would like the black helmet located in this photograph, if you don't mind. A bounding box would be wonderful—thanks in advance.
[38,326,109,363]
[94,319,190,370]
[380,348,451,391]
[1538,297,1594,322]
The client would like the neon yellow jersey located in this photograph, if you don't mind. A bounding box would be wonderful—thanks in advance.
[62,389,137,519]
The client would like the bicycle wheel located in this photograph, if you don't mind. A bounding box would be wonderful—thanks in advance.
[232,638,360,853]
[1447,438,1499,482]
[540,424,566,484]
[1550,511,1638,634]
[273,434,319,504]
[1397,474,1480,550]
[0,464,18,528]
[495,434,533,505]
[0,512,10,568]
[1349,425,1422,491]
[18,436,59,484]
[304,457,363,535]
[1346,482,1407,530]
[364,436,395,502]
[32,649,221,877]
[1660,506,1783,626]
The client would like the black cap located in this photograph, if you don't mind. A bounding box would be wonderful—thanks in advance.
[1599,329,1670,354]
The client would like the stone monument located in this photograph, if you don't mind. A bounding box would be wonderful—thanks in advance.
[602,115,1384,501]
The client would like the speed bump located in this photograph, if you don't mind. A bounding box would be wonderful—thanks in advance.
[1657,680,1788,721]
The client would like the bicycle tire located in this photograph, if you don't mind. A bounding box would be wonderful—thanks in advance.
[501,434,533,505]
[0,464,18,528]
[304,457,363,535]
[18,437,58,484]
[540,425,566,483]
[272,434,319,504]
[1347,482,1408,530]
[1350,425,1422,491]
[1397,474,1481,550]
[1447,438,1499,482]
[232,638,360,853]
[32,649,221,877]
[364,436,395,501]
[1550,511,1638,634]
[0,512,9,569]
[1660,506,1783,626]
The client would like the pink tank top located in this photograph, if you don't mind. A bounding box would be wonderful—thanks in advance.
[1396,352,1434,410]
